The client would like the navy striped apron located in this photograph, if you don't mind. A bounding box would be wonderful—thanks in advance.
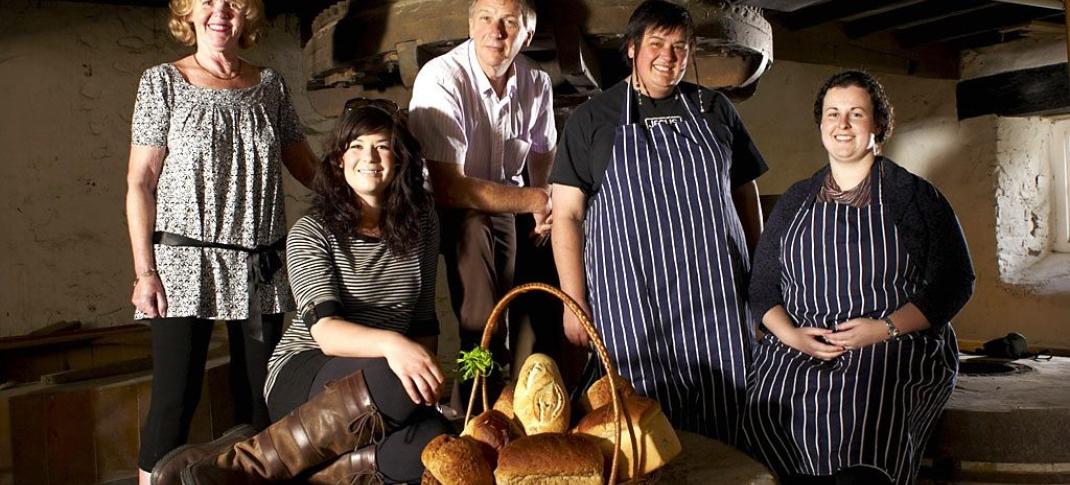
[584,85,752,444]
[743,161,958,484]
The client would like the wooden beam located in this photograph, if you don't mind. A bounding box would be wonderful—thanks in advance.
[740,0,830,12]
[957,63,1070,119]
[844,0,998,38]
[770,19,960,78]
[946,30,1028,50]
[780,0,924,30]
[898,3,1055,46]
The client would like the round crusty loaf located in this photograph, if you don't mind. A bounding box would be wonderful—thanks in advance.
[420,434,494,485]
[513,353,569,435]
[494,433,604,485]
[461,409,521,466]
[573,395,682,481]
[419,468,442,485]
[579,374,636,414]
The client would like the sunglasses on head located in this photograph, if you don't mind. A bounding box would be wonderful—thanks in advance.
[343,97,401,117]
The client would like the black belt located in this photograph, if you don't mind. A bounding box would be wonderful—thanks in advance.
[153,231,285,341]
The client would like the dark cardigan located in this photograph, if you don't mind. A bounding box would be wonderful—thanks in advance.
[748,157,975,331]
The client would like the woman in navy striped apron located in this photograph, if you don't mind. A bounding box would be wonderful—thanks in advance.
[743,71,975,484]
[551,0,767,445]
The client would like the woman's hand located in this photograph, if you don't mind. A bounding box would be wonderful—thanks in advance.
[132,275,168,318]
[379,333,445,405]
[781,326,846,361]
[825,318,889,351]
[563,301,592,347]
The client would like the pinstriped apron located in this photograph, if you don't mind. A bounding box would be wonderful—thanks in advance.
[743,160,958,484]
[584,85,752,444]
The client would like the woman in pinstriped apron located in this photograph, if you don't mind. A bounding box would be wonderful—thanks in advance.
[551,0,767,444]
[743,71,974,484]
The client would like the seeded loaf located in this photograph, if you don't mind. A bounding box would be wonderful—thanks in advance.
[419,434,494,485]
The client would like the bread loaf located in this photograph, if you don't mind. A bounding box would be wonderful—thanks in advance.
[460,409,521,467]
[573,395,681,481]
[493,381,516,420]
[513,353,569,435]
[494,433,604,485]
[420,434,494,485]
[579,374,636,414]
[419,469,442,485]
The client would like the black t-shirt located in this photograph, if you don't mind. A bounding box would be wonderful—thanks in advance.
[550,79,768,199]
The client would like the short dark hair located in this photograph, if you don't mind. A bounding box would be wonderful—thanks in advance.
[311,106,432,257]
[623,0,694,62]
[813,70,896,144]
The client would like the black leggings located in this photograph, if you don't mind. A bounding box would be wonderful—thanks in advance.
[294,357,453,484]
[137,315,283,471]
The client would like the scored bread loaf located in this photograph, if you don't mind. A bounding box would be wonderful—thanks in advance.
[494,433,604,485]
[573,395,681,481]
[420,434,494,485]
[460,409,521,467]
[513,353,569,435]
[579,374,636,414]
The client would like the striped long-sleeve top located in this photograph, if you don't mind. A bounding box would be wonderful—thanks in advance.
[264,210,439,400]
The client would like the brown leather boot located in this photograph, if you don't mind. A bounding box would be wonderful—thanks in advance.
[305,444,383,485]
[180,370,390,485]
[151,424,257,485]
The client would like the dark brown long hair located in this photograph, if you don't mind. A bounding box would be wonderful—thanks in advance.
[310,106,432,257]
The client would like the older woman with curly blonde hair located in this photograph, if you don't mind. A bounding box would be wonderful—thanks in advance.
[125,1,317,483]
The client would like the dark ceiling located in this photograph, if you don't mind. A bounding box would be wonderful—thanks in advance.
[745,0,1066,51]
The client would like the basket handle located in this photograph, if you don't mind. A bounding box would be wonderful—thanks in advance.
[463,282,634,484]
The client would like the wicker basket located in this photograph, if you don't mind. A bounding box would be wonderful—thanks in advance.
[462,282,644,484]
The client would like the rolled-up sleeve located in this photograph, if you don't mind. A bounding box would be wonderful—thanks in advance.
[286,217,343,329]
[408,70,467,166]
[529,71,557,153]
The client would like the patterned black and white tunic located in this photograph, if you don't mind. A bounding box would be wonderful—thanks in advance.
[264,212,440,405]
[130,63,304,320]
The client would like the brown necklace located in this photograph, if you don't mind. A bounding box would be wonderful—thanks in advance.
[193,54,242,81]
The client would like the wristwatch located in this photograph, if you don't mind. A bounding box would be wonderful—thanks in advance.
[882,316,901,339]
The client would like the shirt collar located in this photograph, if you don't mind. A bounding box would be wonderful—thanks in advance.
[467,40,518,100]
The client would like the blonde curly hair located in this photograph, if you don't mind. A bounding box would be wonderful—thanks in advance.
[168,0,265,48]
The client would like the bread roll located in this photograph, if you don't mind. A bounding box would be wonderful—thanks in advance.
[493,381,516,420]
[420,434,494,485]
[573,395,681,481]
[579,374,636,414]
[494,433,604,485]
[460,410,521,466]
[419,469,442,485]
[513,353,569,435]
